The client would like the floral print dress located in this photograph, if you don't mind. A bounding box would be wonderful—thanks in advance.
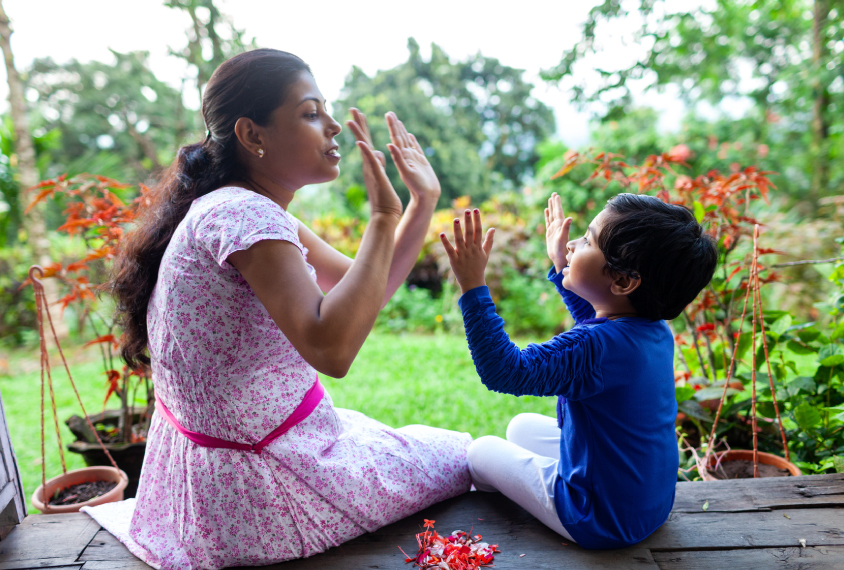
[82,187,472,569]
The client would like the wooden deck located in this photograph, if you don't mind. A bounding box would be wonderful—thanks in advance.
[1,473,843,569]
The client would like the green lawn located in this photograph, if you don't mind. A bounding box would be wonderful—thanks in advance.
[0,332,556,513]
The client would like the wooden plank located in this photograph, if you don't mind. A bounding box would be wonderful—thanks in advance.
[0,390,26,527]
[82,562,150,570]
[78,531,151,567]
[672,473,844,513]
[240,492,659,570]
[0,560,80,570]
[0,513,99,564]
[652,545,844,569]
[642,508,844,551]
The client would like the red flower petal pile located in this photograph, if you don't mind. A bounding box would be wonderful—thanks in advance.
[399,519,499,569]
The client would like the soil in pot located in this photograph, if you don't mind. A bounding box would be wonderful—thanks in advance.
[707,459,792,479]
[49,480,118,506]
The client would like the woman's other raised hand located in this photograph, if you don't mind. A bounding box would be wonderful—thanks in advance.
[545,192,573,274]
[346,108,402,219]
[385,112,441,204]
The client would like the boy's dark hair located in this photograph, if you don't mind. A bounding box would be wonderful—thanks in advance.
[595,193,718,321]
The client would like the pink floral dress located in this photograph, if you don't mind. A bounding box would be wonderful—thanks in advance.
[82,187,472,569]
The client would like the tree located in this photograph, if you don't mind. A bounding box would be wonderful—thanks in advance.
[0,0,66,334]
[165,0,256,103]
[543,0,843,203]
[332,39,555,207]
[27,51,192,182]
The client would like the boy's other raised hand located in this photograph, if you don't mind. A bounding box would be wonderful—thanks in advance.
[545,193,573,274]
[440,209,495,295]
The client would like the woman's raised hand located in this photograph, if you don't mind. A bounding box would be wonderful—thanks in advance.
[385,112,441,203]
[545,192,572,274]
[347,108,402,219]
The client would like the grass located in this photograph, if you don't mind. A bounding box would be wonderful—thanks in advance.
[0,332,556,513]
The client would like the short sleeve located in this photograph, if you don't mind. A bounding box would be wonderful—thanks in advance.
[193,192,303,268]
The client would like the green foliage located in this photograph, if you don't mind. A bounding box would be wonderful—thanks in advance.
[332,38,555,207]
[27,51,194,182]
[544,0,844,202]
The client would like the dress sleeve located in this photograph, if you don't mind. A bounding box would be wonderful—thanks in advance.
[546,266,596,324]
[194,193,303,268]
[458,285,605,401]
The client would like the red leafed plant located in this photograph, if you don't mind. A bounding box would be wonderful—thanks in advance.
[398,519,499,569]
[24,173,153,444]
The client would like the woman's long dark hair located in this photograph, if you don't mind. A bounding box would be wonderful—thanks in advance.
[112,49,311,368]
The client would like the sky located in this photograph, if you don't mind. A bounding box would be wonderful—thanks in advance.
[0,0,691,148]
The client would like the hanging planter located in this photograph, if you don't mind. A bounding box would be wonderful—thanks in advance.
[31,465,127,514]
[696,226,795,481]
[701,450,802,481]
[29,265,128,513]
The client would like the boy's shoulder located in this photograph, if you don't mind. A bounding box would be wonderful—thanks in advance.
[575,317,673,349]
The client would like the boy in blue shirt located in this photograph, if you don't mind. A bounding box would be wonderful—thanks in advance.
[439,192,717,549]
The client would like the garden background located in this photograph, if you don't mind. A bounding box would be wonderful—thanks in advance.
[0,0,842,511]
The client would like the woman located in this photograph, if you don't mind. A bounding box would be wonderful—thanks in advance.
[83,49,471,569]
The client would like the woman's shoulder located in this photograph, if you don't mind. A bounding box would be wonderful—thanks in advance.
[190,187,295,227]
[193,186,276,211]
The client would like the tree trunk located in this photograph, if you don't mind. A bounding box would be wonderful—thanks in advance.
[0,1,67,336]
[811,0,830,201]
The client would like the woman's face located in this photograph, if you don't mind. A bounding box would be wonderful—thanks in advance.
[259,71,343,190]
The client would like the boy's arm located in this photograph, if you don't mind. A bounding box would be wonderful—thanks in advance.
[459,286,605,400]
[547,266,597,324]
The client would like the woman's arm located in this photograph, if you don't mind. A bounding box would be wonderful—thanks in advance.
[299,111,441,306]
[228,138,402,379]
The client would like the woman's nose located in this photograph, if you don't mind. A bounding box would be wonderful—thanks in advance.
[327,116,342,137]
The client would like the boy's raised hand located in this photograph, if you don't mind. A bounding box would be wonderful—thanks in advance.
[545,193,573,274]
[440,209,495,295]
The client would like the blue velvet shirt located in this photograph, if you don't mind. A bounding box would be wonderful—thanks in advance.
[458,267,678,549]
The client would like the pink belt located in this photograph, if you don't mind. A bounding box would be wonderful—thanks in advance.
[155,377,325,454]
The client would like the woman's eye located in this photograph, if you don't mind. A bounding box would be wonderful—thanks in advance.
[305,112,319,120]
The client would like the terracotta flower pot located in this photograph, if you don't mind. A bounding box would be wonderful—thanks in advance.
[31,466,128,514]
[701,449,802,481]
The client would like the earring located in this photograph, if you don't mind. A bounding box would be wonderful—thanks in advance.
[257,149,265,158]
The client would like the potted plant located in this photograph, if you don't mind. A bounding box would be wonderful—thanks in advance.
[28,265,128,513]
[25,174,151,497]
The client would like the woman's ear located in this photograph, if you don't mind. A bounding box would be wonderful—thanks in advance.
[610,273,641,296]
[234,117,265,158]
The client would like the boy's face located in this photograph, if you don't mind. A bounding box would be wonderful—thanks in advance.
[561,209,616,303]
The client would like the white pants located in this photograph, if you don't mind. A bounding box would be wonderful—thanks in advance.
[468,413,575,542]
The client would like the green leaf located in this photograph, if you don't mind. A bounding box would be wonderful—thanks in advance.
[734,331,754,360]
[693,386,739,402]
[831,323,844,341]
[819,344,844,367]
[678,399,713,423]
[786,376,816,395]
[834,456,844,474]
[787,339,817,355]
[769,315,792,338]
[794,402,822,430]
[693,201,705,223]
[798,328,821,343]
[675,385,695,403]
[824,404,844,423]
[702,500,709,511]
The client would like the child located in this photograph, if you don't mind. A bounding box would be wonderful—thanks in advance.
[439,192,717,549]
